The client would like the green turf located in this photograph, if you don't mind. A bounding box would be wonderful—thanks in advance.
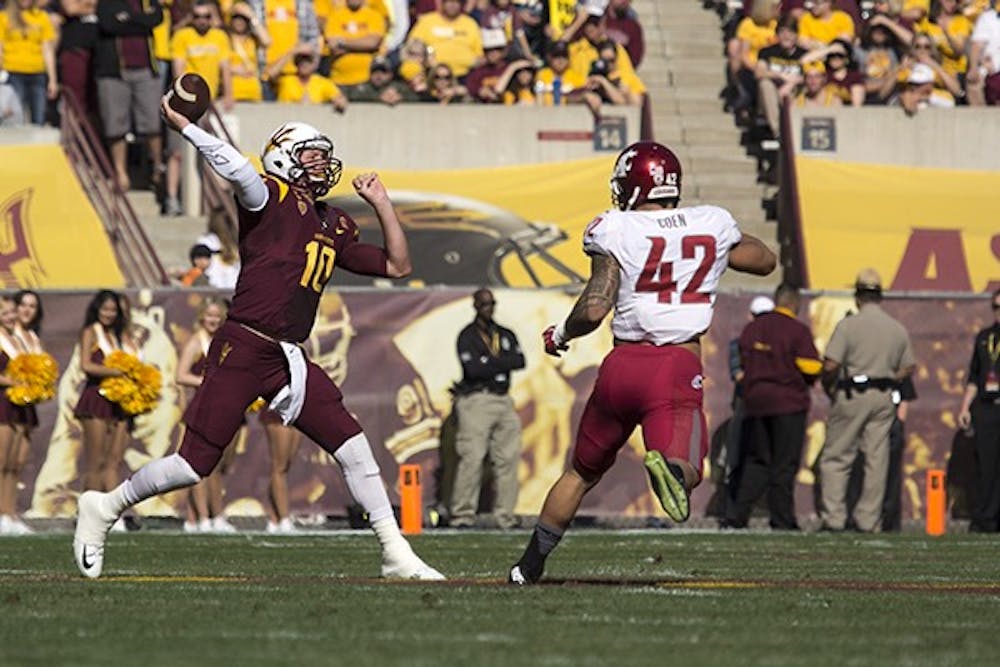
[1,531,998,666]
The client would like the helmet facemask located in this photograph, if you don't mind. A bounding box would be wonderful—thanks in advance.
[288,136,343,198]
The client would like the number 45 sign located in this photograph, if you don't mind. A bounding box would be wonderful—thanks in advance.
[801,117,836,153]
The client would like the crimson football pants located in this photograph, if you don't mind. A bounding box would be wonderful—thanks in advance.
[572,344,707,481]
[179,320,362,476]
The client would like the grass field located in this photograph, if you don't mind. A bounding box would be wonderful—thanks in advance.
[1,529,998,666]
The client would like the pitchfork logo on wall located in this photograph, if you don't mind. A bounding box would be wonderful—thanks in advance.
[0,189,46,287]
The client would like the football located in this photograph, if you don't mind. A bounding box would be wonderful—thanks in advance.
[166,73,211,123]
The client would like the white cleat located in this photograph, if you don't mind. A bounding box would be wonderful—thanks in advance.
[211,517,238,533]
[7,518,35,535]
[381,543,445,581]
[73,491,119,579]
[276,517,296,534]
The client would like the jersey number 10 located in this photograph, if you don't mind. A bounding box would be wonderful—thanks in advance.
[299,240,336,293]
[635,235,715,304]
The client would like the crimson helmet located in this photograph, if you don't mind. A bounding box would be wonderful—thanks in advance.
[610,141,682,211]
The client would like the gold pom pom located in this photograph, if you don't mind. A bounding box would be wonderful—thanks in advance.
[99,351,162,415]
[6,353,59,406]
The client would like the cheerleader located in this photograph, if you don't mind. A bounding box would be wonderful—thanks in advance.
[105,293,141,498]
[0,296,30,534]
[0,290,46,534]
[260,410,301,533]
[175,297,238,533]
[73,290,129,495]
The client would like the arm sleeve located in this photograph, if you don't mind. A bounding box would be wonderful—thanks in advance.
[296,0,320,43]
[457,330,508,381]
[582,211,616,257]
[728,338,742,381]
[824,321,848,365]
[793,325,823,376]
[898,332,916,370]
[498,330,526,371]
[337,241,390,277]
[721,207,743,248]
[967,335,981,385]
[98,0,163,34]
[180,123,268,211]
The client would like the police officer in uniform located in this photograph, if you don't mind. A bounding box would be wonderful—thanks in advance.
[957,288,1000,532]
[450,289,525,529]
[817,269,916,532]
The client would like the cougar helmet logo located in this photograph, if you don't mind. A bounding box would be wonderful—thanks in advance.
[261,121,343,197]
[610,141,683,211]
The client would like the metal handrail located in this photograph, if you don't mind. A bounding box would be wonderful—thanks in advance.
[58,89,169,286]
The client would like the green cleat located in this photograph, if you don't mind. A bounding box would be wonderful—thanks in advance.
[644,451,690,522]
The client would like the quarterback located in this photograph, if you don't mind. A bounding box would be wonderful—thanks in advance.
[73,96,444,581]
[510,141,776,584]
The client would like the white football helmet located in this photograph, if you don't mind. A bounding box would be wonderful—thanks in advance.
[261,121,343,197]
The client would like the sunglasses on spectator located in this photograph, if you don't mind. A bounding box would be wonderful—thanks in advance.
[193,12,213,19]
[913,43,932,49]
[433,72,452,80]
[993,302,1000,310]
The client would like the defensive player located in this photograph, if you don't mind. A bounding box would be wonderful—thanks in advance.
[73,96,444,580]
[509,141,776,584]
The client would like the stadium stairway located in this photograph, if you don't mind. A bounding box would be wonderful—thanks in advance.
[128,190,206,275]
[632,0,780,291]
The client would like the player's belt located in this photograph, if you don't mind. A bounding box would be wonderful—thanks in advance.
[233,321,304,350]
[613,337,701,348]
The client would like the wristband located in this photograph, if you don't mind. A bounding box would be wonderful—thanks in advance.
[552,322,568,346]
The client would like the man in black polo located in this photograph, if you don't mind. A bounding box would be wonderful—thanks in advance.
[958,288,1000,532]
[450,289,525,529]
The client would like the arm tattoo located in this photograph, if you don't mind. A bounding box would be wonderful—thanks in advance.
[565,254,620,340]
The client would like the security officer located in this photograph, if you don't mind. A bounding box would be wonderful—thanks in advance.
[817,269,916,532]
[449,289,525,529]
[957,288,1000,532]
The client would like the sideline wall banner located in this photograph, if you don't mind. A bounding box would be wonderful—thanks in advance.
[324,158,612,288]
[23,289,978,524]
[795,157,1000,292]
[0,145,124,288]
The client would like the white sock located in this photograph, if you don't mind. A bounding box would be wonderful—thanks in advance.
[333,433,405,550]
[105,453,202,516]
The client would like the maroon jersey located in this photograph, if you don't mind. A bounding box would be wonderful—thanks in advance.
[229,176,390,342]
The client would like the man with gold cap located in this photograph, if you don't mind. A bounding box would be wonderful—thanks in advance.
[817,268,916,532]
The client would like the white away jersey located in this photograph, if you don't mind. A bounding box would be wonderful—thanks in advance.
[583,205,742,344]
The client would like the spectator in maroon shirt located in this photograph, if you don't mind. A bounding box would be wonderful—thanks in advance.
[724,284,822,530]
[465,28,530,103]
[604,0,644,69]
[818,38,865,105]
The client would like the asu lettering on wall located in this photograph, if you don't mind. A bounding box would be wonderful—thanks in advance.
[0,144,124,288]
[795,157,1000,292]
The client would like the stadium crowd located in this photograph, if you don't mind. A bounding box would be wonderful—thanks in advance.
[0,0,648,213]
[715,0,1000,145]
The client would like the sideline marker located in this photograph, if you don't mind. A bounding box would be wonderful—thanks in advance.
[925,469,946,536]
[399,464,422,535]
